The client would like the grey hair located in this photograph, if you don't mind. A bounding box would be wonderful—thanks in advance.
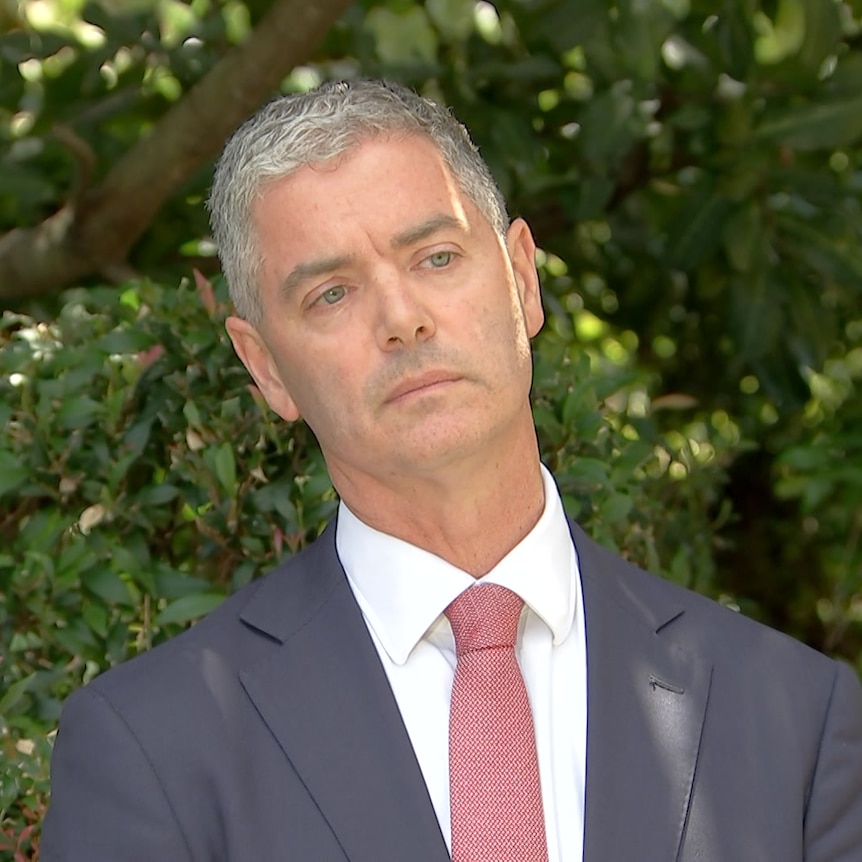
[208,79,509,324]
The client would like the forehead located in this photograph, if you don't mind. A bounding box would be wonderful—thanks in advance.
[251,134,475,244]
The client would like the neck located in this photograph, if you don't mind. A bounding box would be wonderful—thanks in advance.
[329,426,545,577]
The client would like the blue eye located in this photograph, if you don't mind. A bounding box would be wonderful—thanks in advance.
[426,251,453,268]
[319,285,346,305]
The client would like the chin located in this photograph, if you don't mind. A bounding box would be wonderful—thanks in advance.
[396,424,495,471]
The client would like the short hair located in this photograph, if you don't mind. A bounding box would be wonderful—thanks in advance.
[208,79,509,324]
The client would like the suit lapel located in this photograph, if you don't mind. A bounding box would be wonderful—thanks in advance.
[573,524,712,862]
[238,525,449,862]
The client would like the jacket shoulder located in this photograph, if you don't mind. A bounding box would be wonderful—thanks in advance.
[85,524,341,706]
[572,520,844,679]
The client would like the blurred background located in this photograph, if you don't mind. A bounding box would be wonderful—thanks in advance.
[1,0,861,856]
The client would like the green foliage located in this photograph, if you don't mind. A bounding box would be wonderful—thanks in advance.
[532,305,735,595]
[770,341,862,655]
[0,718,50,861]
[0,275,334,706]
[0,275,335,855]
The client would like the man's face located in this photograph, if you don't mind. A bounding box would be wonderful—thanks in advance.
[227,133,544,487]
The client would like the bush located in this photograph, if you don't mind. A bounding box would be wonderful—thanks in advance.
[0,274,339,857]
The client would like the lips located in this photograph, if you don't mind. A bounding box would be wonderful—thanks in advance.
[385,371,462,403]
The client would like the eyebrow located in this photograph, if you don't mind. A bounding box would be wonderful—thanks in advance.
[280,253,353,300]
[278,214,466,300]
[390,213,467,249]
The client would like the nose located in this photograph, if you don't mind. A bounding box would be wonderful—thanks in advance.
[374,273,436,350]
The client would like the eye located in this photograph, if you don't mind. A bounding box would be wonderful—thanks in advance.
[317,285,347,305]
[424,250,453,268]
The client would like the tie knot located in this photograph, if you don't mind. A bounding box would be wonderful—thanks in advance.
[444,583,524,656]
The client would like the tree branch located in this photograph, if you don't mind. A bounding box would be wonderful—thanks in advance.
[0,0,353,306]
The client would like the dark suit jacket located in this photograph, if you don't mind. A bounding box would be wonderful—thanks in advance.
[41,520,862,861]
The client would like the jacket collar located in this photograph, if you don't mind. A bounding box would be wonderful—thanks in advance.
[239,523,450,862]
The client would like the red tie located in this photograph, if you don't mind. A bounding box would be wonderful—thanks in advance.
[445,583,549,862]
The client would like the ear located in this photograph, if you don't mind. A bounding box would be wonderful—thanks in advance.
[225,316,301,422]
[506,218,544,338]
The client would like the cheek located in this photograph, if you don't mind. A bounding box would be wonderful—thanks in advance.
[281,354,364,423]
[472,289,529,347]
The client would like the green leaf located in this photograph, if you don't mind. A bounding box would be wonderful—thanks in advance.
[213,443,236,494]
[183,399,203,430]
[578,86,638,167]
[365,6,438,65]
[594,372,641,403]
[598,492,634,525]
[562,383,598,425]
[568,457,610,487]
[82,603,109,638]
[124,416,154,454]
[153,568,218,599]
[156,592,226,626]
[611,441,654,480]
[754,97,862,151]
[519,0,607,54]
[252,481,298,524]
[490,111,543,173]
[136,484,180,506]
[778,215,862,285]
[801,477,834,510]
[96,330,154,355]
[778,445,832,472]
[615,0,676,81]
[797,0,842,72]
[722,202,764,274]
[229,561,257,591]
[113,543,158,595]
[57,541,97,580]
[573,410,605,441]
[714,2,755,78]
[0,673,36,715]
[426,0,474,42]
[754,0,805,64]
[57,395,104,431]
[54,621,99,656]
[731,271,779,362]
[83,568,135,606]
[666,187,735,270]
[572,177,615,220]
[0,450,30,497]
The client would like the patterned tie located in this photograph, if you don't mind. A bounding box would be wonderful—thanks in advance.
[444,583,549,862]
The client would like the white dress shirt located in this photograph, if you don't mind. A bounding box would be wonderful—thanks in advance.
[336,465,587,861]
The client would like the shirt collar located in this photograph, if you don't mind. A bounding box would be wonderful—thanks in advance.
[336,465,579,665]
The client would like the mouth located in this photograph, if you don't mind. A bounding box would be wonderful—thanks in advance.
[385,371,462,404]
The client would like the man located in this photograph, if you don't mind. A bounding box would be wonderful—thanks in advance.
[42,80,862,861]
